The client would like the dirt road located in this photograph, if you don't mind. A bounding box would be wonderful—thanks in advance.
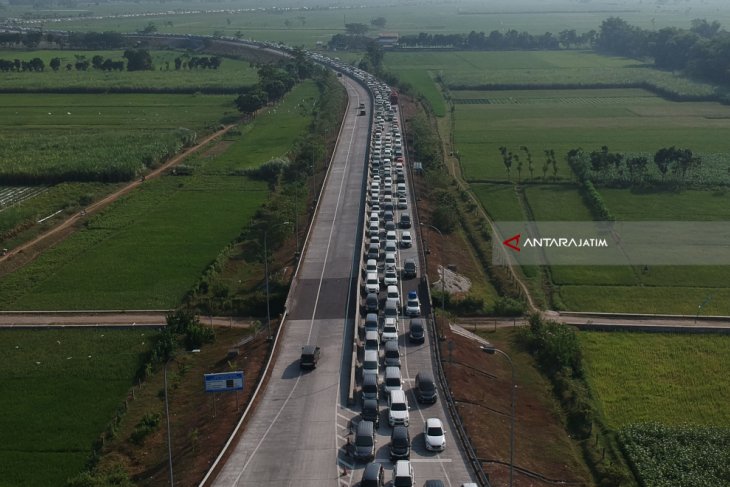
[0,311,252,328]
[0,124,234,271]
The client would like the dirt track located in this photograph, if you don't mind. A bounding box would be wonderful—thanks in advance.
[0,124,234,272]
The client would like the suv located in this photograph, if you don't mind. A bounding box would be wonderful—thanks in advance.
[415,371,438,403]
[405,290,421,317]
[388,389,410,426]
[360,462,384,487]
[381,317,398,342]
[390,425,411,461]
[300,345,320,369]
[354,420,375,461]
[361,398,380,428]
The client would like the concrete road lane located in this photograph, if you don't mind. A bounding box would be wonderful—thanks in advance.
[211,74,370,486]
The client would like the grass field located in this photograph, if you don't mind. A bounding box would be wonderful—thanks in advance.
[31,1,730,47]
[0,82,317,310]
[579,331,730,428]
[0,93,236,183]
[0,49,258,91]
[454,88,730,181]
[0,328,148,486]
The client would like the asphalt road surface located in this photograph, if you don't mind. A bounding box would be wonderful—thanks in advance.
[210,74,370,487]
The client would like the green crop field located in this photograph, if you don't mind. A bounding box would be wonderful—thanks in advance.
[0,82,317,310]
[0,93,236,184]
[579,331,730,428]
[0,49,258,91]
[0,328,148,486]
[454,88,730,181]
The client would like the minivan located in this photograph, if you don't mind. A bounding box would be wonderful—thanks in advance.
[403,258,417,279]
[363,349,379,379]
[300,345,320,370]
[364,292,379,313]
[381,317,398,342]
[387,285,400,303]
[396,182,407,197]
[366,243,379,261]
[360,462,384,487]
[383,340,401,367]
[415,371,438,403]
[383,365,403,395]
[384,299,399,320]
[392,460,414,487]
[365,259,378,274]
[365,272,379,294]
[388,389,409,426]
[390,425,411,461]
[364,330,380,353]
[354,420,375,461]
[361,373,379,404]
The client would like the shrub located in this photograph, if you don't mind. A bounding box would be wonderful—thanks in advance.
[130,413,161,445]
[491,296,526,316]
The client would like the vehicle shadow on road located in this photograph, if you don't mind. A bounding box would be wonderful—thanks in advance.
[281,359,304,379]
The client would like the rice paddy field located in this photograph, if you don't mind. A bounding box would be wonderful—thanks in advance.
[0,49,258,91]
[0,328,149,486]
[0,82,318,310]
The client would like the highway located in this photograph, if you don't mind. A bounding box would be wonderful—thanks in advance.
[209,73,370,486]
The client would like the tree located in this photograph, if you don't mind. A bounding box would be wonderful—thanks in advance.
[49,57,61,71]
[365,41,384,71]
[626,156,649,183]
[235,90,268,116]
[371,17,386,28]
[559,29,578,48]
[690,19,722,39]
[140,22,158,34]
[514,153,522,181]
[521,146,534,179]
[91,54,104,70]
[123,49,153,71]
[654,147,674,181]
[345,23,369,36]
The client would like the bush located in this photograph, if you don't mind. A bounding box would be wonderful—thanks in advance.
[491,296,526,316]
[130,412,161,445]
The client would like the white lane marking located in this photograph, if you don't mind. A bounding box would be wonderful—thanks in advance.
[410,458,454,463]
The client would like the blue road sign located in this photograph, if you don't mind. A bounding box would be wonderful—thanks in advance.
[204,371,244,392]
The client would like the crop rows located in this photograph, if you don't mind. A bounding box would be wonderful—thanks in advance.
[0,186,48,211]
[455,95,657,105]
[621,422,730,487]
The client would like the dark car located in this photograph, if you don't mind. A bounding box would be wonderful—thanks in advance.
[390,425,411,461]
[361,398,380,428]
[299,345,320,369]
[361,462,384,487]
[403,258,417,279]
[415,371,438,404]
[365,292,379,313]
[424,481,445,487]
[408,319,425,344]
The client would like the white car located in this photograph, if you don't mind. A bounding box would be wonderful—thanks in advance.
[388,390,410,426]
[383,266,399,286]
[405,290,421,317]
[365,272,380,294]
[397,197,408,210]
[424,418,446,451]
[381,317,398,342]
[400,231,412,248]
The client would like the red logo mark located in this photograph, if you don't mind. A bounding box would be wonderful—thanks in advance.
[503,234,521,252]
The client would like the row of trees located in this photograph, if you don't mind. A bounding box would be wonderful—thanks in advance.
[498,146,558,181]
[570,145,702,184]
[0,57,45,72]
[399,29,596,50]
[595,17,730,84]
[0,30,124,49]
[173,55,222,70]
[235,49,315,116]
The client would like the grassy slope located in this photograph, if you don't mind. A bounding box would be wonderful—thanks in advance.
[0,81,318,310]
[579,331,730,429]
[0,328,148,486]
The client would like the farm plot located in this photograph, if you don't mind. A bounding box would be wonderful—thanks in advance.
[384,50,716,98]
[0,93,234,184]
[0,186,49,210]
[0,49,258,91]
[0,328,148,487]
[0,82,317,310]
[453,88,730,181]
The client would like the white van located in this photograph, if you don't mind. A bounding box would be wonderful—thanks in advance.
[365,272,380,294]
[388,389,409,426]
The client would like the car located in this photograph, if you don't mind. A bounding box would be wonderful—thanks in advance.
[424,418,446,451]
[365,259,378,274]
[400,231,412,248]
[397,197,408,209]
[409,318,425,344]
[384,240,397,254]
[364,292,379,313]
[363,349,379,379]
[392,460,415,487]
[402,258,417,279]
[405,290,421,317]
[399,212,411,228]
[366,243,380,261]
[383,340,401,367]
[361,397,380,428]
[390,425,411,461]
[364,330,380,353]
[415,371,438,403]
[300,345,320,369]
[383,266,399,286]
[362,375,379,406]
[388,389,409,426]
[424,481,445,487]
[383,365,402,394]
[384,252,397,269]
[381,317,398,342]
[387,284,400,303]
[364,313,379,334]
[385,230,398,244]
[360,462,384,487]
[365,272,379,294]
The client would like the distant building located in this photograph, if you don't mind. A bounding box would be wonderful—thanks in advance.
[377,32,399,48]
